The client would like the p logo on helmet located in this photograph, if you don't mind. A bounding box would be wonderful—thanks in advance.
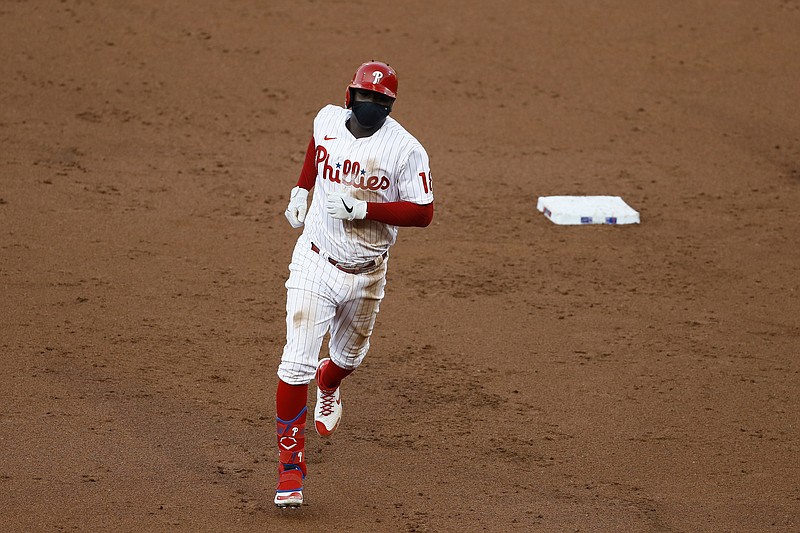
[345,61,398,108]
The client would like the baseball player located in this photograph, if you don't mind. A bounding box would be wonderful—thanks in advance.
[273,61,435,508]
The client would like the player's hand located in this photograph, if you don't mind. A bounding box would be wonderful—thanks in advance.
[284,186,309,228]
[326,192,367,221]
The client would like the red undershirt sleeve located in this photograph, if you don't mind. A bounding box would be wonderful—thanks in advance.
[296,136,317,190]
[366,201,434,227]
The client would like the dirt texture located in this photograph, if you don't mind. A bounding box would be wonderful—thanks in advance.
[2,1,799,532]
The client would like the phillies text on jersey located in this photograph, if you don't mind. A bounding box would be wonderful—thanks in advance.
[302,105,434,262]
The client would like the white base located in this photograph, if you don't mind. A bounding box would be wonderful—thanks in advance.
[536,196,640,225]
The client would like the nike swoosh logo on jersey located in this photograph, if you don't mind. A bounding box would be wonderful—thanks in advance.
[341,198,353,213]
[324,135,336,140]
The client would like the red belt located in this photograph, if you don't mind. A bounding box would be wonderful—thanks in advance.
[311,242,387,275]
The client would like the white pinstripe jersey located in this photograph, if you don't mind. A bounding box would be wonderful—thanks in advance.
[302,105,434,263]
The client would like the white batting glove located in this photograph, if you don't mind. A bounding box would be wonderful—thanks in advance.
[284,186,309,228]
[326,192,367,221]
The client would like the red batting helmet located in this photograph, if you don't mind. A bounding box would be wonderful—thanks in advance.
[344,61,398,108]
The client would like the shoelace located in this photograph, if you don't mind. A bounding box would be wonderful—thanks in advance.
[319,388,337,416]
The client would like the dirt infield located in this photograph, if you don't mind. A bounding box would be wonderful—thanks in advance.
[1,1,798,532]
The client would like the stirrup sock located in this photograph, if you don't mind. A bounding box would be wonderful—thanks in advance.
[319,360,354,390]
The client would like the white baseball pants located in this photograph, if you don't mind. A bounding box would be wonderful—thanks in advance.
[277,236,388,385]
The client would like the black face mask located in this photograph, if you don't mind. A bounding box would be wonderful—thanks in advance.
[351,101,390,129]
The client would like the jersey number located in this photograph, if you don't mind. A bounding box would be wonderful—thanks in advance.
[419,172,432,194]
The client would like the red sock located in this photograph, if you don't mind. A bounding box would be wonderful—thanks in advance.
[319,360,354,390]
[276,379,308,421]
